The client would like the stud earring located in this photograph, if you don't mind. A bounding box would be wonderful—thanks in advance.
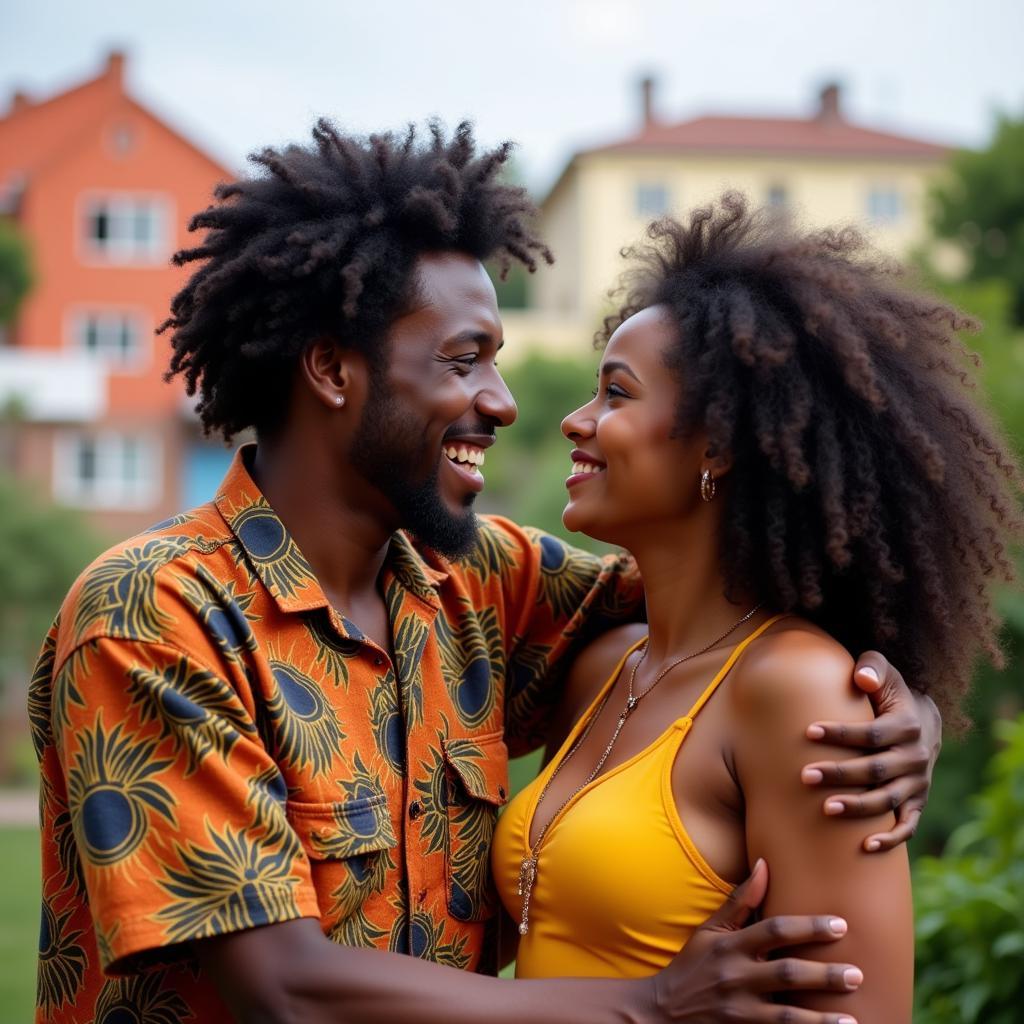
[700,469,716,502]
[334,395,345,407]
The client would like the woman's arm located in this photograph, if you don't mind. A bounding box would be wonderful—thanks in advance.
[730,629,914,1023]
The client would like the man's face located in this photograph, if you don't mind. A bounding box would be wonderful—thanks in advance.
[350,252,516,556]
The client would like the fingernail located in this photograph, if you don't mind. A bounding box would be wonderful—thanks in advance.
[843,968,864,989]
[865,838,881,852]
[825,800,844,815]
[838,1017,857,1024]
[807,724,825,739]
[802,767,824,784]
[858,666,879,683]
[829,917,848,935]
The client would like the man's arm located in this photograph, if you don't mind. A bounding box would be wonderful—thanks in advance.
[802,651,941,851]
[196,869,865,1024]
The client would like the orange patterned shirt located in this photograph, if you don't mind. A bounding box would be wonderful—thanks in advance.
[31,446,641,1022]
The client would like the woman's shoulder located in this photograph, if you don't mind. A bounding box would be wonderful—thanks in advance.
[560,624,648,724]
[728,617,864,726]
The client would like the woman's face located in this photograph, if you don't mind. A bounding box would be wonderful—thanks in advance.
[560,305,708,546]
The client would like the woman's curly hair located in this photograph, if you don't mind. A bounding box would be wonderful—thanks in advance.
[160,120,551,439]
[601,193,1023,725]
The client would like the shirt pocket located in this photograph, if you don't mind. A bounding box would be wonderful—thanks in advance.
[287,793,398,924]
[442,730,510,922]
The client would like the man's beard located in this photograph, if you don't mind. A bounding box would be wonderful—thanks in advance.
[350,390,479,558]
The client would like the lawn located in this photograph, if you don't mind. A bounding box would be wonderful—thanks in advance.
[0,826,39,1023]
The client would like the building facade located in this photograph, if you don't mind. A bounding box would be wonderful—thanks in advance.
[0,52,235,540]
[509,81,951,354]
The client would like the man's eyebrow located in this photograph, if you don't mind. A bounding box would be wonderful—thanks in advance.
[599,359,641,383]
[444,329,497,347]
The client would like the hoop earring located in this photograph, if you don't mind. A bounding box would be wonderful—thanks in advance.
[700,469,716,502]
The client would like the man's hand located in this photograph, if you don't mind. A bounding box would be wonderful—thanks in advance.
[801,651,941,852]
[647,860,863,1024]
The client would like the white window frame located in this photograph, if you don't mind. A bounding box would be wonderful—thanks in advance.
[77,191,174,265]
[53,431,163,510]
[866,185,904,224]
[65,306,150,371]
[635,182,671,218]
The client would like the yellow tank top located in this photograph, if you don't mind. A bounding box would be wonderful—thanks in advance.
[492,616,786,978]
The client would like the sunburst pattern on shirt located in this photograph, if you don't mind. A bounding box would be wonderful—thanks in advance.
[127,655,257,776]
[36,898,87,1012]
[66,715,177,868]
[153,819,303,944]
[262,657,346,778]
[435,601,504,730]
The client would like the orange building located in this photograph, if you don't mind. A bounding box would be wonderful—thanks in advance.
[0,52,235,539]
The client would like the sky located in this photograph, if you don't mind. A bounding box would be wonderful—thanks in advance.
[2,0,1022,193]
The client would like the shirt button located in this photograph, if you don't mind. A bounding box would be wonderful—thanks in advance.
[417,888,427,904]
[408,801,422,821]
[498,786,506,800]
[374,656,385,667]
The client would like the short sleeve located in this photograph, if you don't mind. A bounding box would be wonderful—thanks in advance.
[50,636,320,974]
[477,518,644,757]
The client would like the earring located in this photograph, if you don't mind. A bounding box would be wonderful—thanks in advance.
[700,469,716,502]
[334,395,345,407]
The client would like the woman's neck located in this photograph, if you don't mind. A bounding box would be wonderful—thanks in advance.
[625,519,760,667]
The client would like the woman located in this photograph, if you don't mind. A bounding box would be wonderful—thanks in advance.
[492,194,1022,1021]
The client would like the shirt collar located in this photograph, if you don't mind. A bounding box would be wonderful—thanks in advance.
[214,445,447,617]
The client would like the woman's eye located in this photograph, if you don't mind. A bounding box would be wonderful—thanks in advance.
[591,382,627,399]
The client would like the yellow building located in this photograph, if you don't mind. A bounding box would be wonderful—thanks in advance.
[507,82,950,354]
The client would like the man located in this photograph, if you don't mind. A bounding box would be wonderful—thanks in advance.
[32,121,937,1023]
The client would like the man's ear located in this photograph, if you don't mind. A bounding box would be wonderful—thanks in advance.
[299,338,367,411]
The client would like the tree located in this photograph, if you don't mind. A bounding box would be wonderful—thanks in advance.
[913,714,1024,1023]
[931,112,1024,324]
[0,474,106,782]
[0,218,32,326]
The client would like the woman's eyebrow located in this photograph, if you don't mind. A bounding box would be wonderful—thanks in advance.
[600,359,641,383]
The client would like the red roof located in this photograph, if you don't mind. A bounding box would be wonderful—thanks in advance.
[587,112,949,160]
[0,53,231,197]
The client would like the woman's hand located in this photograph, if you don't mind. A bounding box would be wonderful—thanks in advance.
[801,651,941,851]
[647,860,863,1023]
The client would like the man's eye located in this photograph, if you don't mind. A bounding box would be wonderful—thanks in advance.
[453,355,478,371]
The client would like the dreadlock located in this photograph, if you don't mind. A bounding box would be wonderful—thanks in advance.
[160,120,551,439]
[601,192,1023,727]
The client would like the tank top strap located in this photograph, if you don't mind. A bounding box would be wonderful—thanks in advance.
[682,613,789,723]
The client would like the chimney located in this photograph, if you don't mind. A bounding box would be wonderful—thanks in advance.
[640,75,657,129]
[817,82,841,121]
[105,50,126,90]
[9,90,31,115]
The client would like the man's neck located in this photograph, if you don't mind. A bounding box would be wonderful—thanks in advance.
[250,441,394,615]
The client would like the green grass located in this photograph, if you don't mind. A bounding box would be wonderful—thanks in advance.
[0,827,39,1023]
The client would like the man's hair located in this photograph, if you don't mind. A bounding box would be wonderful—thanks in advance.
[602,192,1023,725]
[161,120,550,439]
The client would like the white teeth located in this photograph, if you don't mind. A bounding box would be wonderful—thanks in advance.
[444,445,485,468]
[571,461,604,475]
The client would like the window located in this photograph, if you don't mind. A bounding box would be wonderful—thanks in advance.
[635,183,671,217]
[54,432,162,509]
[766,184,789,208]
[70,310,147,368]
[867,187,903,224]
[81,194,171,263]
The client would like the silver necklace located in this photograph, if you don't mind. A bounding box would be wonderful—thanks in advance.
[516,603,763,935]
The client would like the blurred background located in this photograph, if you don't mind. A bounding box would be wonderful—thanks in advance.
[1,1,1021,1020]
